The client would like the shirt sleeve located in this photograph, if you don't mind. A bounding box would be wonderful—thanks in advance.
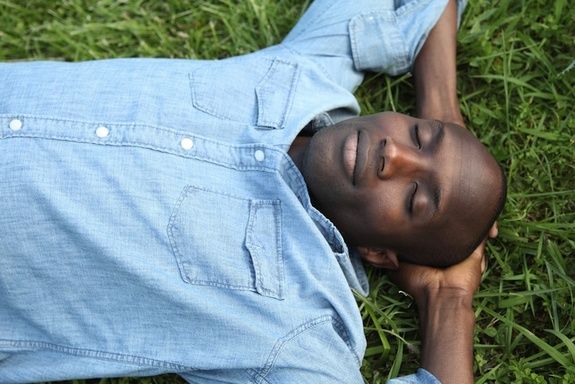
[387,368,442,384]
[281,0,467,91]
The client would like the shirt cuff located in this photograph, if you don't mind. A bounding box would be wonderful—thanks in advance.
[349,0,467,76]
[387,368,442,384]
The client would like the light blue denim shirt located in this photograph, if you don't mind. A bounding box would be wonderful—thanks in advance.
[0,1,465,383]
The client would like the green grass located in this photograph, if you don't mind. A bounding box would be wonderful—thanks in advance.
[1,0,574,383]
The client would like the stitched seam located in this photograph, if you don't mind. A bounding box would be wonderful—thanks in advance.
[177,184,281,204]
[349,17,362,70]
[167,185,283,296]
[251,370,273,384]
[167,186,195,284]
[331,316,361,366]
[246,200,283,299]
[255,60,279,128]
[247,201,264,293]
[253,316,362,382]
[167,185,253,288]
[256,316,333,380]
[281,61,299,130]
[0,114,282,172]
[191,58,296,128]
[189,68,243,121]
[0,339,192,371]
[179,279,253,290]
[349,11,411,72]
[0,113,184,136]
[273,201,284,298]
[255,59,299,129]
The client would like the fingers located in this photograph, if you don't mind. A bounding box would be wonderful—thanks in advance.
[466,239,486,263]
[476,239,489,277]
[454,240,486,279]
[488,222,498,238]
[387,238,491,299]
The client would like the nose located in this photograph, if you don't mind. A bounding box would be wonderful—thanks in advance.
[378,137,430,179]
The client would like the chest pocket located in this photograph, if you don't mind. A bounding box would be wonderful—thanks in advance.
[167,185,284,300]
[189,57,299,129]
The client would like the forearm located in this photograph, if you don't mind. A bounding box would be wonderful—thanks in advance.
[418,289,475,384]
[413,0,463,126]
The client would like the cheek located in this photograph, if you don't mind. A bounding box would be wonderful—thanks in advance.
[358,186,409,238]
[304,134,339,180]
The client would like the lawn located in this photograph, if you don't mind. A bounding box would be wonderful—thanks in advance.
[0,0,573,383]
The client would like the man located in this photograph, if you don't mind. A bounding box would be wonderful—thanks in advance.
[0,0,505,383]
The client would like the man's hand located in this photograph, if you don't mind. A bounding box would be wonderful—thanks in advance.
[389,239,486,307]
[387,223,497,384]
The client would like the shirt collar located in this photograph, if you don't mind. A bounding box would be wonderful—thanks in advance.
[287,114,370,296]
[309,206,370,297]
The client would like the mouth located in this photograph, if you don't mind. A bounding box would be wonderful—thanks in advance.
[343,130,359,185]
[353,130,368,185]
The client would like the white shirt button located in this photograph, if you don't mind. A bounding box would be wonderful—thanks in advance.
[9,119,23,131]
[254,149,265,162]
[180,137,194,150]
[95,126,110,138]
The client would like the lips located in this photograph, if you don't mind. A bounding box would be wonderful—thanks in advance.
[354,130,368,185]
[342,131,359,184]
[343,130,368,185]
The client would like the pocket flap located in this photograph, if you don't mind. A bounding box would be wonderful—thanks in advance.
[190,57,298,129]
[246,200,284,299]
[255,59,299,130]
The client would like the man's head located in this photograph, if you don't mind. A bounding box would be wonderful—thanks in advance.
[298,112,506,268]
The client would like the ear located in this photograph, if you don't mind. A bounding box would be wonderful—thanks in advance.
[356,246,399,270]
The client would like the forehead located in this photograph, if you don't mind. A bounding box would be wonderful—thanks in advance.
[431,123,498,230]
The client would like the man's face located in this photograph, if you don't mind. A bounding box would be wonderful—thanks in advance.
[300,112,501,265]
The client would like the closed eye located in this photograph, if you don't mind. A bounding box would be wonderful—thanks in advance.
[414,124,422,149]
[408,182,418,213]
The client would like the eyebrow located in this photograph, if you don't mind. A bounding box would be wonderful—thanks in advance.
[430,121,445,214]
[432,120,445,150]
